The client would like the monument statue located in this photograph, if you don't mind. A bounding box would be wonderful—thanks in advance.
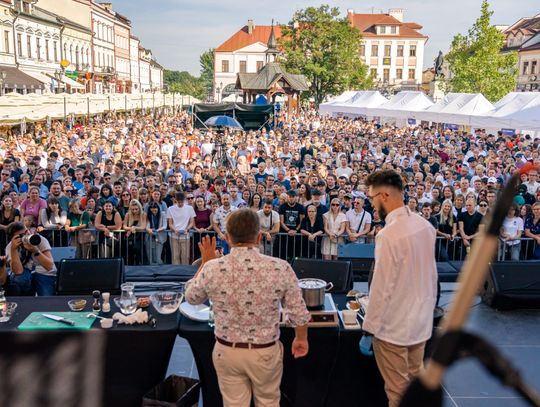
[434,51,444,78]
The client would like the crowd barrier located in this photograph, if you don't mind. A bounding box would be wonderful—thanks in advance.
[1,229,537,265]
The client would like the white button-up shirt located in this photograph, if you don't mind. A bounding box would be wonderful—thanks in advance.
[363,206,437,346]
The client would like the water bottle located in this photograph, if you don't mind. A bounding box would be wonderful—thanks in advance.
[208,300,215,328]
[0,289,7,322]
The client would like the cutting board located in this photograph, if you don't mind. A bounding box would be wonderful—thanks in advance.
[18,312,96,330]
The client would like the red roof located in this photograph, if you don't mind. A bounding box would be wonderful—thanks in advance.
[216,25,282,52]
[347,13,427,39]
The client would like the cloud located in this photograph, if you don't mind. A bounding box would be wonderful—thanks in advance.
[111,0,539,75]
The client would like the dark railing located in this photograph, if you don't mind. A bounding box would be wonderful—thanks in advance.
[27,229,540,265]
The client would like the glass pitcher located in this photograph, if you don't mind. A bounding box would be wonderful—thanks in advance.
[117,283,137,315]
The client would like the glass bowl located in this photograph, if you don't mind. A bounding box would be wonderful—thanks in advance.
[150,291,183,314]
[68,299,87,312]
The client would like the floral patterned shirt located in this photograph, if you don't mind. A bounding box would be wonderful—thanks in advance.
[185,247,310,344]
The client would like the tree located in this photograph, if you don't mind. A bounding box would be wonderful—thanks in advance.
[199,48,214,98]
[163,70,206,100]
[279,5,372,106]
[445,0,517,102]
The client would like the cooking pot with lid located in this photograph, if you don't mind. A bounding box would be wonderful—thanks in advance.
[298,278,334,308]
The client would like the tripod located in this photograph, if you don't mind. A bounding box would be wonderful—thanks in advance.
[212,132,233,169]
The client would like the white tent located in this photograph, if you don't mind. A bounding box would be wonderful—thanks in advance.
[319,91,360,115]
[368,91,434,119]
[416,93,495,125]
[319,91,388,116]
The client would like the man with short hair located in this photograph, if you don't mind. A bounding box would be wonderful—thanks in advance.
[361,169,437,407]
[257,199,280,255]
[212,193,237,254]
[166,192,196,265]
[458,197,484,257]
[346,197,372,242]
[185,210,309,407]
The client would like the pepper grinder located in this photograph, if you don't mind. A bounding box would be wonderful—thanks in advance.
[102,292,111,314]
[92,290,101,314]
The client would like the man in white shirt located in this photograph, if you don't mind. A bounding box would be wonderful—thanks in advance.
[335,156,353,179]
[257,199,280,255]
[345,197,372,243]
[166,192,196,265]
[361,170,437,407]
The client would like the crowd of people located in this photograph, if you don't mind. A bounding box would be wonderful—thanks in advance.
[1,109,540,269]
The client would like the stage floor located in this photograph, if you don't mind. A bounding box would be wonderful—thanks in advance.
[166,282,540,407]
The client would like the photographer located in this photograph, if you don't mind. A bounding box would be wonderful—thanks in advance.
[1,222,56,296]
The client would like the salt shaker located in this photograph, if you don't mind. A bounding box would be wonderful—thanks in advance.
[102,292,111,313]
[92,290,101,314]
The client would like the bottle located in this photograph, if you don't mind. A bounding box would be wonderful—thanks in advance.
[102,292,111,314]
[92,290,101,314]
[208,300,214,328]
[0,289,7,322]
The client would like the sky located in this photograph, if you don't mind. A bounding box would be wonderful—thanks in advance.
[111,0,539,75]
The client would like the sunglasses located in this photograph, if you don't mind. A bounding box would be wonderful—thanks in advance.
[331,203,340,207]
[479,204,488,207]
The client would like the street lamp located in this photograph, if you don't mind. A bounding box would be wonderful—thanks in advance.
[0,70,6,96]
[216,81,223,103]
[54,69,62,94]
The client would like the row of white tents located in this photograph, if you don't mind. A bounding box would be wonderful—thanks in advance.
[0,92,201,126]
[319,90,540,132]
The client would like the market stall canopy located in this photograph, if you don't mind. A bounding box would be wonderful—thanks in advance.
[0,66,43,90]
[369,91,434,119]
[319,91,388,116]
[416,93,495,125]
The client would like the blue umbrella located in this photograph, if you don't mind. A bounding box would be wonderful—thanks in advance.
[204,115,243,129]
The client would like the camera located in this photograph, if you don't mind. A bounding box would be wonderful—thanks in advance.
[21,234,42,246]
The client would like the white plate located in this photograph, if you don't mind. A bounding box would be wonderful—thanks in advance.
[180,302,210,322]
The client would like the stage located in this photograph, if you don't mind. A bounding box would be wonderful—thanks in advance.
[166,282,540,407]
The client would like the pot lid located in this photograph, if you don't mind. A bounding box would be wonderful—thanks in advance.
[298,278,327,289]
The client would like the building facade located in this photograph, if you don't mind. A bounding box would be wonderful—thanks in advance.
[503,13,540,92]
[113,10,130,93]
[347,8,427,92]
[138,45,150,92]
[90,2,116,93]
[149,58,162,91]
[129,34,139,92]
[214,20,279,102]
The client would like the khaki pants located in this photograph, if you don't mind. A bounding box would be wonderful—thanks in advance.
[170,237,190,265]
[212,341,283,407]
[373,337,425,407]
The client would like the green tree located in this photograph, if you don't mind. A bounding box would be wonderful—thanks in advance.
[446,0,517,101]
[163,70,206,100]
[279,4,372,106]
[199,48,214,98]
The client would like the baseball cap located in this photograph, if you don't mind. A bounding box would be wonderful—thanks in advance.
[487,177,497,184]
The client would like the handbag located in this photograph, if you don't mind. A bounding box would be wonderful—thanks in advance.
[77,213,95,244]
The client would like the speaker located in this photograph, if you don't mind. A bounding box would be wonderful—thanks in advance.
[291,258,352,294]
[56,258,125,295]
[337,243,375,281]
[481,261,540,310]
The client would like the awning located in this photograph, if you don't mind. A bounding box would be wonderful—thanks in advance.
[0,66,44,90]
[21,69,58,90]
[60,74,85,89]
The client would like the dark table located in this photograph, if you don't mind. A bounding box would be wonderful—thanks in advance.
[178,294,387,407]
[0,296,179,407]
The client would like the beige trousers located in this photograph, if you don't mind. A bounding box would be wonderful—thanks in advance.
[170,237,190,265]
[212,341,283,407]
[373,337,425,407]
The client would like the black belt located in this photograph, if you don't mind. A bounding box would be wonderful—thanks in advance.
[216,336,276,349]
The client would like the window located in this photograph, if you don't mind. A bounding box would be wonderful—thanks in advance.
[409,45,416,57]
[23,1,30,13]
[384,45,391,57]
[532,61,537,75]
[26,35,31,58]
[380,26,386,34]
[4,31,9,53]
[370,68,377,77]
[371,44,378,57]
[391,26,397,34]
[397,45,404,57]
[76,46,80,67]
[256,61,263,71]
[53,41,58,61]
[408,69,416,80]
[45,39,49,61]
[383,69,390,81]
[396,68,403,79]
[523,61,529,75]
[239,60,246,73]
[221,60,229,72]
[359,44,365,57]
[36,37,40,59]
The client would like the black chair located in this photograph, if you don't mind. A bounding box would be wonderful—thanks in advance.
[291,258,353,294]
[56,258,125,295]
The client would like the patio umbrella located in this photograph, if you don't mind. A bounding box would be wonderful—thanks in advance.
[204,115,243,129]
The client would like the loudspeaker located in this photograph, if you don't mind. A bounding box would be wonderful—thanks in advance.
[56,258,125,295]
[481,261,540,310]
[337,243,375,281]
[291,258,352,293]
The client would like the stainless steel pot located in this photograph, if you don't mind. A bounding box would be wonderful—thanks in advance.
[298,278,334,308]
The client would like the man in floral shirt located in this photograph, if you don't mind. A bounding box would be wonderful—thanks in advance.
[186,209,310,407]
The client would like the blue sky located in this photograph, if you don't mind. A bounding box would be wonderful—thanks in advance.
[111,0,539,75]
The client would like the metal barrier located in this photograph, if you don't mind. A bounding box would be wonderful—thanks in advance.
[41,229,540,264]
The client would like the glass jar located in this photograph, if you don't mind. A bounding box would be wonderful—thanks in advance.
[117,283,137,315]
